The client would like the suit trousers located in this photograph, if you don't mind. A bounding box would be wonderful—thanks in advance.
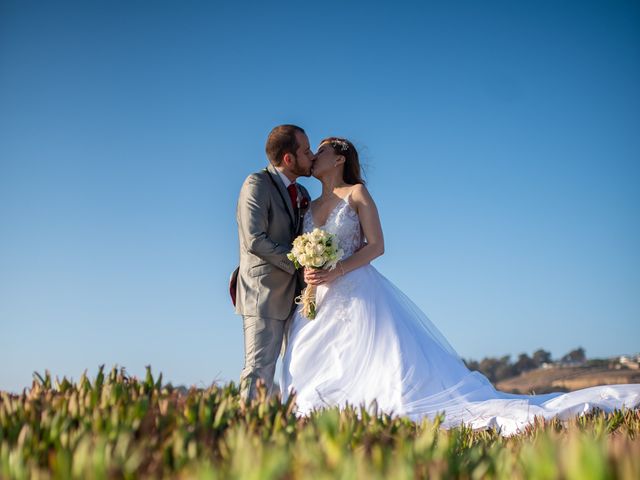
[240,314,289,400]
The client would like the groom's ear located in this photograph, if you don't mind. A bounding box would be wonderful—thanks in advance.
[282,152,294,167]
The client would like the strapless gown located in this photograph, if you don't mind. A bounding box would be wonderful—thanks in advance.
[280,192,640,436]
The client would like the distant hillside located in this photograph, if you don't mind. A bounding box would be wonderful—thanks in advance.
[496,365,640,394]
[465,347,640,393]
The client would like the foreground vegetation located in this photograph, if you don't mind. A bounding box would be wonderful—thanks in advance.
[1,367,639,479]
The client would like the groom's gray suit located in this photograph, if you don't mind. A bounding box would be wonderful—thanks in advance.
[235,163,310,399]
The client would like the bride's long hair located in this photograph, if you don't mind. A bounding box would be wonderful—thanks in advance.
[320,137,365,185]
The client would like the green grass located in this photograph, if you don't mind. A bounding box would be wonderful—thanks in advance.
[1,366,639,479]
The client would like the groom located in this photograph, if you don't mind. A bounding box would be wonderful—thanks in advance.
[234,124,313,401]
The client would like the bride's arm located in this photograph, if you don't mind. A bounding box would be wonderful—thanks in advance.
[305,184,384,285]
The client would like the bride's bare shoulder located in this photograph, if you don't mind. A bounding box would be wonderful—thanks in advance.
[349,183,375,205]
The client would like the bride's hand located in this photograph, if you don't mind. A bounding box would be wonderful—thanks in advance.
[304,267,340,285]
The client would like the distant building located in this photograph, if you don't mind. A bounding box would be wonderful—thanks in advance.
[554,359,587,368]
[619,354,640,370]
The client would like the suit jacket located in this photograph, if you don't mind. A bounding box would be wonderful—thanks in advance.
[234,163,311,320]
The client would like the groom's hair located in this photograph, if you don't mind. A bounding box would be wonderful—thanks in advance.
[266,125,306,166]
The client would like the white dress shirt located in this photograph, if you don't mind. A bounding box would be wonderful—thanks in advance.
[275,167,294,188]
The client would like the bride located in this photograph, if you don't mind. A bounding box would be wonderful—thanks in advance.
[280,137,640,436]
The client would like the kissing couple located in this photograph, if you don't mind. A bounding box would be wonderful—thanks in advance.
[231,124,639,436]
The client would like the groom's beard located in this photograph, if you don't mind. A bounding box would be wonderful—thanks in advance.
[291,157,312,177]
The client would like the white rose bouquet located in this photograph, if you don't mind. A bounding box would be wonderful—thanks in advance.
[287,228,344,319]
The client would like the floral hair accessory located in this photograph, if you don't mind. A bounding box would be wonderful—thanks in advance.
[331,139,349,152]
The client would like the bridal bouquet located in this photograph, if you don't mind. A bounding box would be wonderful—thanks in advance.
[287,228,344,319]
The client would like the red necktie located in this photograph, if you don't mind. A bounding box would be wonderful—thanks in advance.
[287,183,298,214]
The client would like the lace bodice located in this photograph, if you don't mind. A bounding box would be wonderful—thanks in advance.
[303,192,364,259]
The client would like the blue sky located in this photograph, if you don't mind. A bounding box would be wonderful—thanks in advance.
[1,0,638,393]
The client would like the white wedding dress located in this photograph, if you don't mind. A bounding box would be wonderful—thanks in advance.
[280,192,640,436]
